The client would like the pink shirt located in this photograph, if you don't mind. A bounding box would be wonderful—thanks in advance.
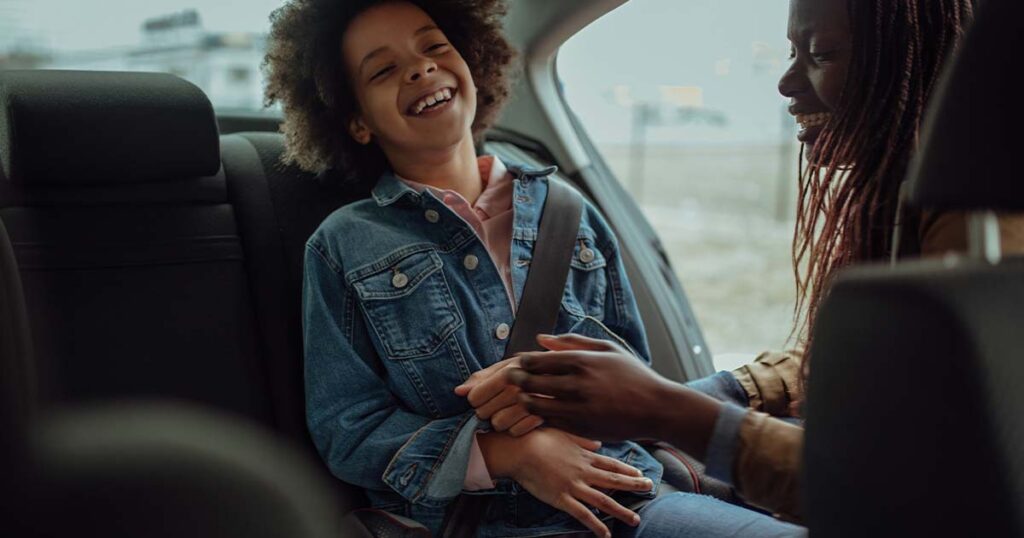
[399,155,516,311]
[398,155,514,491]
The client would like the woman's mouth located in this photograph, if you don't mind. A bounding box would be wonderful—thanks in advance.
[407,87,457,117]
[795,112,832,144]
[796,112,831,130]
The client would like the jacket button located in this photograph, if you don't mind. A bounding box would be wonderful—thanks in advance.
[463,254,479,271]
[425,209,440,223]
[495,323,511,340]
[392,272,409,288]
[579,248,596,264]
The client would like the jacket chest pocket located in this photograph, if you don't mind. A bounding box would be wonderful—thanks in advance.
[350,250,464,360]
[562,233,609,318]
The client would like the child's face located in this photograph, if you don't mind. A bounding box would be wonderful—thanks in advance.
[778,0,851,154]
[342,2,477,158]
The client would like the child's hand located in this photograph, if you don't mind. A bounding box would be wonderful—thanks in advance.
[455,357,519,394]
[478,429,653,538]
[455,358,544,436]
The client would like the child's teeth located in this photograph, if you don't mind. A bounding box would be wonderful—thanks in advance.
[411,89,456,115]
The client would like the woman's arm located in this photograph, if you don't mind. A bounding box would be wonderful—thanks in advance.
[732,411,804,518]
[511,335,805,519]
[304,242,480,506]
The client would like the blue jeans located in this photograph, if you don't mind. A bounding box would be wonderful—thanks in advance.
[613,492,807,538]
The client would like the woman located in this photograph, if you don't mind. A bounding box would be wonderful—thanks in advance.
[459,0,1024,535]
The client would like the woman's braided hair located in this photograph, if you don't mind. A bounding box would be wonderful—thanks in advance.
[793,0,975,368]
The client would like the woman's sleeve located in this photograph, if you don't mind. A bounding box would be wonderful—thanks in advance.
[731,350,804,417]
[919,211,1024,256]
[303,242,483,507]
[733,411,804,520]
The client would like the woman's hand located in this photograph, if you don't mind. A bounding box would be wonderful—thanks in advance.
[478,429,653,538]
[510,333,723,460]
[455,358,544,436]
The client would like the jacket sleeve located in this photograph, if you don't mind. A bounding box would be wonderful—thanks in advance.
[733,411,805,520]
[585,202,652,364]
[732,350,804,417]
[303,242,481,508]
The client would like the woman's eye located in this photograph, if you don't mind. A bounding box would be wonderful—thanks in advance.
[811,51,837,62]
[788,47,797,60]
[370,65,395,81]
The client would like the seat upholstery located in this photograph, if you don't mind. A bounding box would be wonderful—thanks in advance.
[0,69,368,536]
[804,260,1024,536]
[0,70,274,424]
[20,403,348,538]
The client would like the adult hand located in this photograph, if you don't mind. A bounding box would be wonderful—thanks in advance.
[478,428,653,537]
[455,358,544,436]
[509,334,721,458]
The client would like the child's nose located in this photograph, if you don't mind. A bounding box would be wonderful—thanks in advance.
[406,61,437,83]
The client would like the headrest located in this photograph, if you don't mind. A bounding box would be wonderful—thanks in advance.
[907,1,1024,211]
[0,70,220,185]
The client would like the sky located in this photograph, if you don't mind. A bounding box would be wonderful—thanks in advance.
[0,0,287,51]
[558,0,794,145]
[0,0,795,145]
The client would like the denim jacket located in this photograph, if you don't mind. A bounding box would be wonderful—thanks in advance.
[303,162,662,536]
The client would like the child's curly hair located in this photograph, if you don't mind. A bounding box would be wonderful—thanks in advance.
[262,0,516,183]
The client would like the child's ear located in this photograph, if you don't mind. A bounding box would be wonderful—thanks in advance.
[348,117,372,145]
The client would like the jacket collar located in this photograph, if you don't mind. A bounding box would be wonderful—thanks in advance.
[370,159,558,208]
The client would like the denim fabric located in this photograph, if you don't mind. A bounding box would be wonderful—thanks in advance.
[303,163,660,537]
[614,492,807,537]
[685,370,749,407]
[704,403,749,484]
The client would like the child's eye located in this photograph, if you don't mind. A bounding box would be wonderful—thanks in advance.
[788,46,797,61]
[426,42,449,53]
[370,65,395,81]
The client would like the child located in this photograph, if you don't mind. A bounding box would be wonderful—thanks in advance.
[264,1,661,535]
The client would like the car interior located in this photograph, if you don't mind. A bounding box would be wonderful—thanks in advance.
[0,0,1020,536]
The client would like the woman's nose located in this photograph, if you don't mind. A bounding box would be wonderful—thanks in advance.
[778,60,805,99]
[406,60,437,83]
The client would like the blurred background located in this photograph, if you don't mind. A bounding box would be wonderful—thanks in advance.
[0,0,799,370]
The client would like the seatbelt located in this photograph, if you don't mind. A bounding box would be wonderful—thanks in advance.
[506,179,586,354]
[439,178,584,538]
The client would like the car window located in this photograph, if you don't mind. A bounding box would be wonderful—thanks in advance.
[0,0,284,111]
[558,0,800,371]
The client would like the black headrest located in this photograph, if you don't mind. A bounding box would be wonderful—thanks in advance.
[907,1,1024,211]
[0,70,220,186]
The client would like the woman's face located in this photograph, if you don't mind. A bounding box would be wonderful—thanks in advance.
[778,0,852,154]
[342,2,477,157]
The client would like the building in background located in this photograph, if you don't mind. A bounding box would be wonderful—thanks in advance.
[27,10,267,110]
